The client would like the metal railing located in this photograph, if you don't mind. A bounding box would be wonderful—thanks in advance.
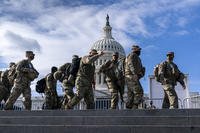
[183,95,200,109]
[4,96,200,110]
[0,102,23,110]
[143,98,183,109]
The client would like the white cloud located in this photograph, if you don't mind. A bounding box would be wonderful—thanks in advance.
[177,17,188,27]
[155,15,171,29]
[174,30,189,35]
[5,31,41,52]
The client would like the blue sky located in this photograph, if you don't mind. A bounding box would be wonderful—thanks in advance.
[0,0,200,95]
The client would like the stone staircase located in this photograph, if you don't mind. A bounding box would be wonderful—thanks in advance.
[0,109,200,133]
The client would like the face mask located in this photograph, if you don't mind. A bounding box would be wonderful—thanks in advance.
[29,55,35,60]
[135,51,141,56]
[168,56,174,61]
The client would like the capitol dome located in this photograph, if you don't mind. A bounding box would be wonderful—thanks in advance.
[91,15,126,93]
[91,15,125,56]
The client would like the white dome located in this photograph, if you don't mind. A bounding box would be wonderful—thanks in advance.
[91,38,125,56]
[91,15,125,56]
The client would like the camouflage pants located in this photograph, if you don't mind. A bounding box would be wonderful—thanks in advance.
[0,86,10,103]
[162,84,178,109]
[44,91,58,109]
[125,75,144,109]
[62,81,75,108]
[4,84,32,110]
[107,81,119,109]
[67,78,94,109]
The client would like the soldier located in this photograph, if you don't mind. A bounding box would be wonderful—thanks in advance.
[99,52,125,109]
[4,51,39,110]
[66,49,104,109]
[159,52,186,109]
[1,62,16,91]
[0,62,16,103]
[44,66,58,109]
[54,62,72,109]
[61,55,81,109]
[125,45,145,109]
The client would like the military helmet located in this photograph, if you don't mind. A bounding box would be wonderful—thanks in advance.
[72,55,79,59]
[53,71,63,80]
[90,49,98,55]
[166,52,174,56]
[51,66,58,73]
[26,51,35,57]
[9,62,15,68]
[132,45,141,51]
[112,52,119,56]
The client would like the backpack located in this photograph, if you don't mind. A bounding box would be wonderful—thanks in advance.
[154,62,166,83]
[69,57,81,77]
[36,78,46,93]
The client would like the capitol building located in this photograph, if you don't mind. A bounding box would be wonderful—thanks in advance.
[2,15,200,110]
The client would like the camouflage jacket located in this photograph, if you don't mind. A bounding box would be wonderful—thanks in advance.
[99,60,122,82]
[45,73,58,96]
[125,52,145,78]
[0,70,11,90]
[14,59,39,85]
[58,63,71,81]
[160,61,185,86]
[77,54,100,83]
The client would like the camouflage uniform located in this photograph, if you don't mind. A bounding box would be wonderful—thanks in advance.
[0,81,9,103]
[99,58,124,109]
[67,51,102,109]
[0,63,16,103]
[4,59,39,110]
[0,70,11,102]
[125,45,145,109]
[57,63,75,107]
[44,73,58,109]
[160,52,185,109]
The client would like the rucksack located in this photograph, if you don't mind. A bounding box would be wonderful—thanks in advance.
[36,78,46,93]
[69,57,81,77]
[154,62,166,83]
